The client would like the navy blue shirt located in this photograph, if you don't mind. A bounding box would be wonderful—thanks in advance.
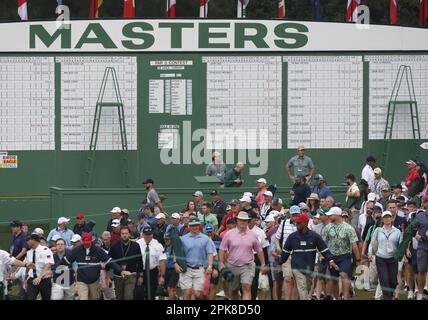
[394,215,407,232]
[292,182,311,206]
[312,184,333,199]
[62,244,121,284]
[9,231,28,258]
[53,249,75,285]
[280,229,333,272]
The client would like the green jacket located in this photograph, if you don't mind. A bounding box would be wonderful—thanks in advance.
[224,169,242,187]
[396,214,421,260]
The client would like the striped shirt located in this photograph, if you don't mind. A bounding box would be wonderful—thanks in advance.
[275,219,297,248]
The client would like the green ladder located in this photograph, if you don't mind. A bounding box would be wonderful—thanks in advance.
[382,65,421,174]
[84,67,129,188]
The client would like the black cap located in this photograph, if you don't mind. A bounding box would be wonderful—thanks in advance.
[248,211,259,219]
[10,220,23,228]
[26,233,40,242]
[345,174,355,181]
[210,190,219,196]
[143,178,154,184]
[392,184,402,189]
[366,156,376,162]
[142,226,153,235]
[226,218,236,225]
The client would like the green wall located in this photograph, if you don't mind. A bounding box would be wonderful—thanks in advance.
[0,52,425,234]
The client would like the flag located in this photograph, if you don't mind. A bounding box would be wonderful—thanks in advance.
[124,0,135,18]
[237,0,250,18]
[166,0,176,17]
[310,0,321,21]
[199,0,209,18]
[278,0,285,19]
[346,0,360,23]
[17,0,28,20]
[390,0,397,25]
[420,0,428,26]
[89,0,103,18]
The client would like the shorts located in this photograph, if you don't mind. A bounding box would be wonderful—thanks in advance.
[417,249,428,273]
[316,259,328,280]
[210,270,220,285]
[165,268,179,289]
[179,267,205,291]
[228,262,256,291]
[411,248,418,274]
[271,260,283,282]
[329,254,352,278]
[281,258,293,278]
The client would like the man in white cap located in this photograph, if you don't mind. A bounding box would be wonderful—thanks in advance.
[260,190,274,220]
[255,178,268,208]
[154,213,169,247]
[110,219,122,245]
[33,228,44,237]
[193,191,204,214]
[47,217,74,247]
[166,212,182,234]
[372,168,389,198]
[322,207,360,300]
[107,207,123,232]
[71,234,81,248]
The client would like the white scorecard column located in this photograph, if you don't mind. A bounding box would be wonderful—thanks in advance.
[58,56,137,151]
[0,57,55,151]
[203,56,282,150]
[366,55,428,140]
[285,56,363,149]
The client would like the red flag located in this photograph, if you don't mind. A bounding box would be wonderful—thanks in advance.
[278,0,285,19]
[199,0,209,18]
[124,0,135,18]
[166,0,176,17]
[17,0,28,20]
[420,0,428,26]
[346,0,360,23]
[390,0,397,25]
[89,0,103,18]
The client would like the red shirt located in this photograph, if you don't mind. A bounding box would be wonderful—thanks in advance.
[256,188,267,208]
[221,210,240,229]
[110,231,121,245]
[406,168,419,189]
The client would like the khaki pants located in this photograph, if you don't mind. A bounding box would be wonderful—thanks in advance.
[113,275,137,300]
[76,281,100,300]
[292,270,312,300]
[51,283,75,300]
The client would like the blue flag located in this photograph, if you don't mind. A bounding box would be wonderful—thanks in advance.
[310,0,321,21]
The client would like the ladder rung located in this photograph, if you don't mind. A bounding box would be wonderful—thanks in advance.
[97,102,123,107]
[389,100,417,105]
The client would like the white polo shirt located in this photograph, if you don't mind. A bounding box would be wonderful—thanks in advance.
[25,245,54,278]
[137,238,166,270]
[0,249,16,296]
[275,219,297,248]
[250,225,270,253]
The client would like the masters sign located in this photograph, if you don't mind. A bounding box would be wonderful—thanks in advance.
[0,19,427,52]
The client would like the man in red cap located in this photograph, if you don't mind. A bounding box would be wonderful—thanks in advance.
[280,214,338,300]
[61,233,129,300]
[72,213,95,236]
